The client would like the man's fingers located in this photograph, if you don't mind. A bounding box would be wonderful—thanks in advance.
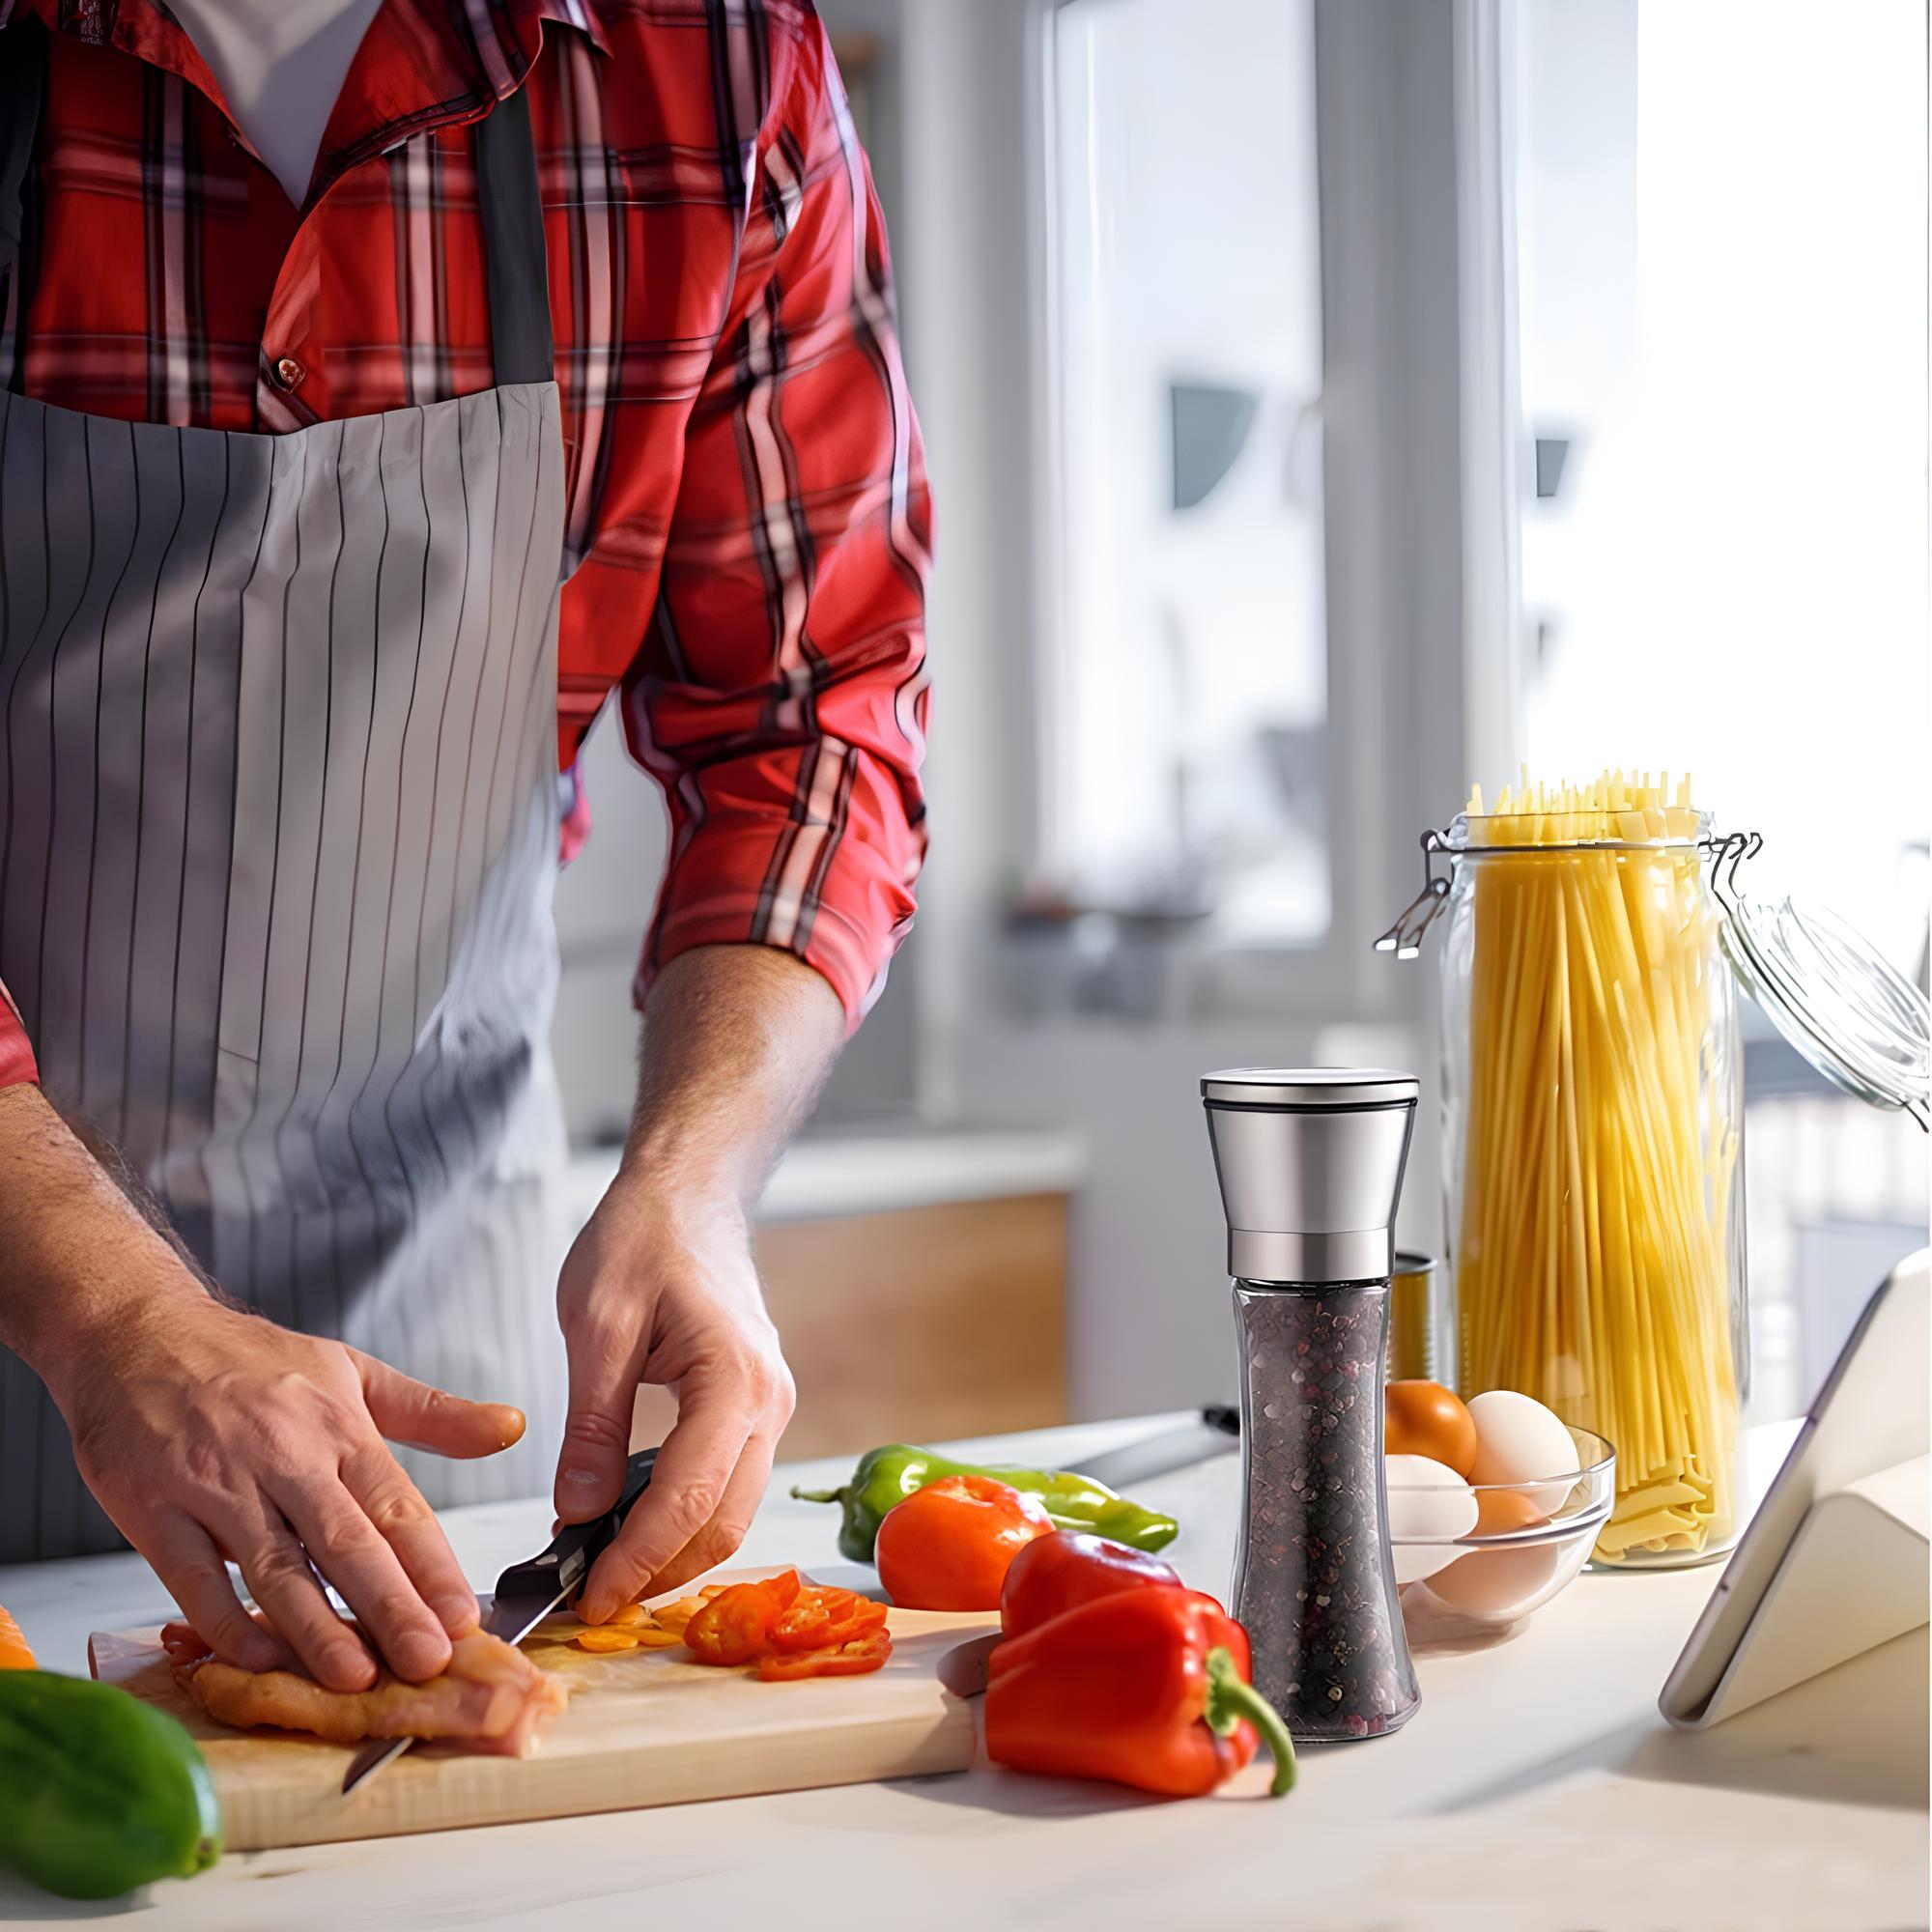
[554,1313,643,1524]
[631,1430,780,1601]
[577,1379,751,1622]
[353,1349,526,1461]
[139,1512,285,1673]
[229,1510,379,1692]
[274,1475,454,1684]
[341,1447,479,1639]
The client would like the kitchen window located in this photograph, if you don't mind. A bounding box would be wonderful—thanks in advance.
[1038,0,1331,951]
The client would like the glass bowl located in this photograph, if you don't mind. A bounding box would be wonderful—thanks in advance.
[1385,1426,1616,1629]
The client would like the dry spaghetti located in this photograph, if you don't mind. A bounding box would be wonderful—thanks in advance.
[1453,770,1741,1562]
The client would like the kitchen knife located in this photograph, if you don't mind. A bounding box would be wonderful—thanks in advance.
[1075,1406,1239,1492]
[340,1445,660,1797]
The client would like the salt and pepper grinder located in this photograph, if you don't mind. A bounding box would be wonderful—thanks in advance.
[1202,1068,1422,1742]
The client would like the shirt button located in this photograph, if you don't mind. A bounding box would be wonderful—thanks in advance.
[273,355,305,390]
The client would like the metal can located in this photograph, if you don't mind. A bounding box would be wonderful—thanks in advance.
[1387,1250,1450,1386]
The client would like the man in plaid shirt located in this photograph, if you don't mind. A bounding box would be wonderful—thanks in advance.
[0,0,929,1693]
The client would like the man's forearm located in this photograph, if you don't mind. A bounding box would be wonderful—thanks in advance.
[619,944,846,1211]
[0,1083,209,1384]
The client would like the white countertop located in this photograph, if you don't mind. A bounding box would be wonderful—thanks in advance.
[562,1126,1087,1229]
[2,1415,1923,1932]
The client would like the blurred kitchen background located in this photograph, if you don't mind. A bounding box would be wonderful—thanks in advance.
[553,0,1930,1455]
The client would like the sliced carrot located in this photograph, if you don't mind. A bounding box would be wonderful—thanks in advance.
[0,1605,33,1671]
[605,1603,652,1629]
[631,1627,685,1649]
[575,1627,642,1653]
[650,1597,705,1636]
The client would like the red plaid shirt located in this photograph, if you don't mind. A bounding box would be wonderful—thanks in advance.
[0,0,930,1092]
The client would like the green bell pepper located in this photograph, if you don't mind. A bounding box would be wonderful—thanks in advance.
[792,1443,1179,1564]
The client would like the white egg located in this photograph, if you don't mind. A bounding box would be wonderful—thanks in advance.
[1383,1453,1478,1583]
[1467,1390,1577,1516]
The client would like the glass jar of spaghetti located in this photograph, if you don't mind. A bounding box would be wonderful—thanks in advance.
[1439,788,1744,1565]
[1378,774,1929,1569]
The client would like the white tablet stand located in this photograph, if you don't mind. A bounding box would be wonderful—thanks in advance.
[1661,1248,1929,1728]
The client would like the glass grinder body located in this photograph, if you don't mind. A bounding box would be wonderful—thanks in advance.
[1203,1068,1422,1742]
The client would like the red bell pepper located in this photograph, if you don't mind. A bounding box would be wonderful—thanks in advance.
[999,1530,1186,1638]
[984,1585,1296,1799]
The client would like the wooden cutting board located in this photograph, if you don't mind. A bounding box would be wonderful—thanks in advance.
[89,1572,995,1851]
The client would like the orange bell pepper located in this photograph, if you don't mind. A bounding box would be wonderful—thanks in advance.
[0,1606,33,1671]
[874,1475,1056,1611]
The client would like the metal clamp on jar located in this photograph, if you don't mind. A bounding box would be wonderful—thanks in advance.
[1202,1068,1422,1742]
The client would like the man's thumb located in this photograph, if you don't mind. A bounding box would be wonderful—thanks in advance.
[354,1349,526,1459]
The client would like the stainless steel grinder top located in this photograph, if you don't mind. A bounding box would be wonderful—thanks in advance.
[1201,1067,1420,1284]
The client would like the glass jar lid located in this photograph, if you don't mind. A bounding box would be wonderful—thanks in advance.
[1376,823,1930,1130]
[1709,834,1930,1128]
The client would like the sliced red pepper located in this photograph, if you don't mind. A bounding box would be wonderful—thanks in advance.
[770,1594,832,1650]
[771,1588,889,1652]
[821,1597,889,1645]
[756,1630,894,1681]
[682,1570,803,1665]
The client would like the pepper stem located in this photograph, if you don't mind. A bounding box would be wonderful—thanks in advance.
[788,1485,845,1505]
[1204,1645,1297,1797]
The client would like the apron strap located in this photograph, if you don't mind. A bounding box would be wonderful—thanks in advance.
[472,82,555,388]
[0,14,47,288]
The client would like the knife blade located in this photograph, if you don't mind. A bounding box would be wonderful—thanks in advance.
[1075,1406,1239,1492]
[340,1445,659,1797]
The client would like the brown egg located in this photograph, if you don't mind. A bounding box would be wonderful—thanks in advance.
[1425,1538,1568,1622]
[1471,1487,1547,1536]
[1384,1380,1479,1477]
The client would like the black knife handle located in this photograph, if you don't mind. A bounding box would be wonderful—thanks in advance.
[578,1445,660,1577]
[492,1446,659,1605]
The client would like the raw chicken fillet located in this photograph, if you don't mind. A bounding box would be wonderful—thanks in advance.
[161,1622,568,1755]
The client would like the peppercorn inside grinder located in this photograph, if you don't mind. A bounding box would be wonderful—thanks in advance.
[1202,1068,1422,1742]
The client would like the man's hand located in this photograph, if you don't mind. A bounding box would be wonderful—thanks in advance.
[0,1085,524,1690]
[554,1179,794,1620]
[63,1306,524,1690]
[553,945,841,1621]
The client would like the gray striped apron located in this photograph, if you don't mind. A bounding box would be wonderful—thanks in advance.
[0,60,574,1561]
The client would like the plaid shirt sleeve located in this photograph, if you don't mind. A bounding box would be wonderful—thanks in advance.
[0,978,37,1089]
[619,18,931,1030]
